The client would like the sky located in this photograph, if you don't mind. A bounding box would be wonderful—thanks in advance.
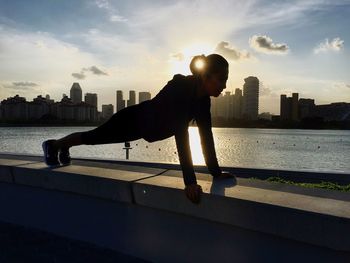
[0,0,349,114]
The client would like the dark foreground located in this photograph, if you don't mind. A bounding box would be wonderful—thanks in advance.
[0,221,150,263]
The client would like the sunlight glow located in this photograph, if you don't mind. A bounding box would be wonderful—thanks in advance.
[194,59,205,70]
[188,127,205,165]
[169,42,213,76]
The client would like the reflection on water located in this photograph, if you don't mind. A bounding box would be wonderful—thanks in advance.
[0,126,349,172]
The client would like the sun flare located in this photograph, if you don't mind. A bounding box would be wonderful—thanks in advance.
[170,43,213,75]
[194,59,205,70]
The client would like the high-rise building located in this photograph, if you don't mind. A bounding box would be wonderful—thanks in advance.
[291,93,299,121]
[232,88,243,119]
[280,93,300,121]
[299,98,315,120]
[102,104,114,119]
[116,90,126,112]
[139,92,151,103]
[242,76,259,120]
[85,93,98,108]
[127,90,136,107]
[70,83,82,104]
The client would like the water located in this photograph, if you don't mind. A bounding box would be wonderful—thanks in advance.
[0,126,349,173]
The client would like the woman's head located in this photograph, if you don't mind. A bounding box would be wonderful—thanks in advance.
[190,53,229,97]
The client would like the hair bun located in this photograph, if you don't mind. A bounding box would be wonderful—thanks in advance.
[189,54,206,76]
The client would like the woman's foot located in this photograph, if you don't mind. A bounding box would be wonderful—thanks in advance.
[42,139,60,166]
[58,148,71,165]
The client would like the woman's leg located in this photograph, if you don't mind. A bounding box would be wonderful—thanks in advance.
[52,132,83,150]
[52,104,143,151]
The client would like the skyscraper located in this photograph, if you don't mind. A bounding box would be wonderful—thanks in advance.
[299,98,315,120]
[280,94,290,120]
[116,90,126,112]
[102,104,114,119]
[70,83,82,104]
[139,92,151,103]
[127,90,136,107]
[281,93,317,121]
[232,88,243,119]
[84,93,98,108]
[242,76,259,120]
[292,93,299,121]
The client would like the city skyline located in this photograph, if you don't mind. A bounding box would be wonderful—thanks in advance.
[0,1,350,114]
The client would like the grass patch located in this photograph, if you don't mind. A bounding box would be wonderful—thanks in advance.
[251,176,350,192]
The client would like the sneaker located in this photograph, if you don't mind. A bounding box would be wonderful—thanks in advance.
[42,139,60,166]
[59,148,71,165]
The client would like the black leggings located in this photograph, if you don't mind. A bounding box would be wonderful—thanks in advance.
[80,104,144,145]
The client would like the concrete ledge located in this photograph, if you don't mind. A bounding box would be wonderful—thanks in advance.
[9,160,166,203]
[1,152,349,184]
[0,158,41,183]
[0,154,349,262]
[133,173,350,251]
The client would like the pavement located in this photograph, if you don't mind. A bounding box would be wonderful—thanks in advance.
[0,221,151,263]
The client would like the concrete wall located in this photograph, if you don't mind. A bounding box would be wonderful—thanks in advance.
[0,154,349,263]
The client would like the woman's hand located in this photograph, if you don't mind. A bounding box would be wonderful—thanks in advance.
[184,183,203,204]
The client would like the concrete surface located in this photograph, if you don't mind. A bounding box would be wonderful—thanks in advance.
[0,153,349,262]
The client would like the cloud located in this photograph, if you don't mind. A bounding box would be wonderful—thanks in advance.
[170,52,184,61]
[333,82,350,90]
[95,0,127,23]
[72,66,108,79]
[12,81,38,87]
[2,81,40,91]
[249,35,289,54]
[215,41,251,61]
[260,86,272,96]
[314,37,344,54]
[86,65,108,75]
[72,72,86,79]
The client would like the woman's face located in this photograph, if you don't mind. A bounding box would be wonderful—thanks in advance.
[202,68,229,97]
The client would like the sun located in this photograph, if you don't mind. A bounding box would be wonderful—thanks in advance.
[194,59,205,70]
[169,42,213,75]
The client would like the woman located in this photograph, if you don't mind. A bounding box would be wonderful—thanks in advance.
[42,53,236,204]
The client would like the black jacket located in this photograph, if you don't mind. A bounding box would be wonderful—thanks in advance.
[137,74,222,185]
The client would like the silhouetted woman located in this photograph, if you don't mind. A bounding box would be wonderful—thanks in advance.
[42,54,236,203]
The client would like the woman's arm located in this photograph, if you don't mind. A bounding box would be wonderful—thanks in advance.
[195,97,222,177]
[174,125,197,186]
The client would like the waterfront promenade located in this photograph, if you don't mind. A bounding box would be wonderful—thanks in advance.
[0,153,349,262]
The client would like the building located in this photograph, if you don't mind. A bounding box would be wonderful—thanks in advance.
[313,102,350,121]
[280,93,314,121]
[28,95,52,120]
[139,92,151,103]
[70,83,82,104]
[116,90,126,112]
[211,88,244,121]
[232,88,243,119]
[51,95,97,122]
[0,95,28,120]
[127,90,136,107]
[102,104,114,119]
[298,98,315,120]
[211,92,233,119]
[85,93,98,108]
[280,95,290,120]
[51,96,74,120]
[291,93,299,121]
[242,76,259,120]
